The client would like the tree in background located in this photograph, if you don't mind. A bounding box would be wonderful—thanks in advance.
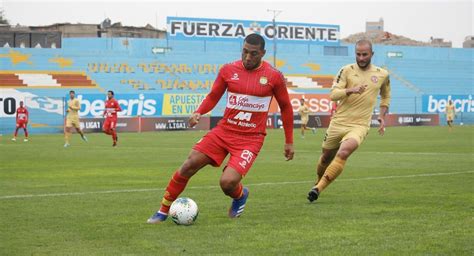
[0,8,9,25]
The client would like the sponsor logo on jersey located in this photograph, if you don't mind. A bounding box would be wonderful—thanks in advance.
[226,92,271,112]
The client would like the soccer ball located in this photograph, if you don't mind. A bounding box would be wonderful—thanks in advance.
[169,197,199,225]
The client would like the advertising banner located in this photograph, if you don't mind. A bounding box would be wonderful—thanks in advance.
[162,93,207,116]
[79,116,210,133]
[76,93,163,118]
[79,117,140,133]
[269,94,333,114]
[371,114,439,127]
[422,94,473,113]
[141,116,210,131]
[167,16,340,45]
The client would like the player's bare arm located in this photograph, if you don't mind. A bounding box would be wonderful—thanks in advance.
[284,143,294,161]
[378,106,389,135]
[273,74,294,161]
[189,113,201,127]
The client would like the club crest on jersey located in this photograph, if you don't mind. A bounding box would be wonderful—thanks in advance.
[231,73,239,80]
[259,76,268,85]
[371,76,378,83]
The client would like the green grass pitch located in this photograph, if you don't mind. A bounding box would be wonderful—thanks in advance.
[0,126,472,255]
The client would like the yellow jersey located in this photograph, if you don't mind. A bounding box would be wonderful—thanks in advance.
[446,104,455,116]
[298,105,310,119]
[330,64,391,127]
[67,98,81,119]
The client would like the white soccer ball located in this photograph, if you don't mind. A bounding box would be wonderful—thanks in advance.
[169,197,199,225]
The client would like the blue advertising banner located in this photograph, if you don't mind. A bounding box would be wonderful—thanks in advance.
[76,93,163,117]
[167,16,340,45]
[422,94,473,113]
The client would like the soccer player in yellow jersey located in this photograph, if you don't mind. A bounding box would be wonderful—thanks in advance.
[64,90,87,147]
[446,100,456,132]
[298,98,316,138]
[307,39,391,202]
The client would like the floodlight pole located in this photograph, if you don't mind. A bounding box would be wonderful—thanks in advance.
[267,9,282,68]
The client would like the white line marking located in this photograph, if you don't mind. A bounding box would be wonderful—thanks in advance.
[0,171,472,200]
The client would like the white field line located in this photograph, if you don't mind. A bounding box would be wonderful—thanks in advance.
[0,171,472,200]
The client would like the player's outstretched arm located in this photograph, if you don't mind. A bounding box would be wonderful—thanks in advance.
[191,67,227,127]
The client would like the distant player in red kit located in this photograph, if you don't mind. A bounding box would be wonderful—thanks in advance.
[103,90,121,147]
[147,34,294,224]
[12,101,29,142]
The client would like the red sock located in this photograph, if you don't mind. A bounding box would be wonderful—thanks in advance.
[112,130,117,142]
[229,183,243,199]
[24,128,28,138]
[159,171,190,214]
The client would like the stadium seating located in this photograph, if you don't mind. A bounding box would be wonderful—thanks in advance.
[1,37,472,117]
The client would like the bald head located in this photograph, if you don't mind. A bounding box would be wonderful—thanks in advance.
[355,39,374,70]
[356,39,373,51]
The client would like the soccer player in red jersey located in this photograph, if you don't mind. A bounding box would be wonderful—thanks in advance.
[103,90,122,147]
[12,101,29,142]
[147,34,294,224]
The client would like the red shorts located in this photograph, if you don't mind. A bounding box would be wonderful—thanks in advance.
[103,118,117,131]
[16,122,27,129]
[193,126,265,176]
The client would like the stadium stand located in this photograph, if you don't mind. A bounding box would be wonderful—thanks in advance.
[1,35,473,134]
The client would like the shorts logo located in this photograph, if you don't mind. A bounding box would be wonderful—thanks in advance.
[371,76,378,83]
[239,150,254,169]
[259,76,268,85]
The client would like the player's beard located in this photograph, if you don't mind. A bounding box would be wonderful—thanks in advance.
[357,59,371,69]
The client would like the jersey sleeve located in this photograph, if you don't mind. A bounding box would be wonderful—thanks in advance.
[330,67,349,101]
[273,72,294,144]
[379,75,391,108]
[195,66,227,115]
[72,99,81,110]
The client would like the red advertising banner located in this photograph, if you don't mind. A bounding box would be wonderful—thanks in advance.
[269,94,333,114]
